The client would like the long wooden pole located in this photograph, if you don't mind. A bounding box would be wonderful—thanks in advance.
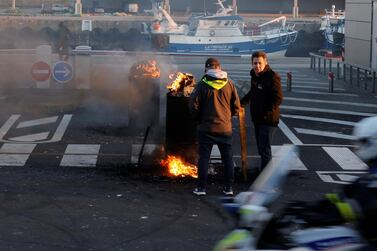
[238,107,248,180]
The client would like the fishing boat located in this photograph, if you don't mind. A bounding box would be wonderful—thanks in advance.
[146,0,297,55]
[168,0,297,54]
[320,5,345,48]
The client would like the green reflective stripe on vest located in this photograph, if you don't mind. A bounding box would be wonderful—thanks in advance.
[213,229,250,251]
[335,202,357,222]
[326,193,341,204]
[202,77,228,90]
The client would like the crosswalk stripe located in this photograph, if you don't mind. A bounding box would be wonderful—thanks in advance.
[295,128,354,140]
[0,143,36,166]
[131,144,160,164]
[272,145,307,170]
[285,97,377,108]
[281,84,345,91]
[60,144,100,167]
[278,119,303,145]
[281,114,357,126]
[281,105,377,116]
[322,147,368,170]
[292,90,359,97]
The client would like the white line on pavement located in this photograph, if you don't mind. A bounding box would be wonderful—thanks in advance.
[272,145,307,170]
[0,143,36,166]
[281,84,345,91]
[278,119,303,145]
[17,116,58,128]
[322,147,368,170]
[295,128,354,140]
[284,97,377,108]
[292,90,358,97]
[281,105,377,116]
[60,144,100,167]
[281,114,357,126]
[9,132,50,142]
[0,115,20,139]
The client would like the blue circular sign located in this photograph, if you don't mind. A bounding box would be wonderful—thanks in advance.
[52,61,73,84]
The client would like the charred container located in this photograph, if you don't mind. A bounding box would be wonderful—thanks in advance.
[165,73,197,163]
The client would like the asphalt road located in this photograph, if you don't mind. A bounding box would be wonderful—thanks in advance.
[0,53,375,250]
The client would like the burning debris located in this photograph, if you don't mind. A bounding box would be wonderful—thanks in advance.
[166,72,195,97]
[160,155,198,178]
[128,60,161,80]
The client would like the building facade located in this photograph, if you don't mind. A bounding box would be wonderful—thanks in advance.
[344,0,374,68]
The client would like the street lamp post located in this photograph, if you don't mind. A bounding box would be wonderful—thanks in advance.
[293,0,299,18]
[11,0,16,9]
[75,0,82,15]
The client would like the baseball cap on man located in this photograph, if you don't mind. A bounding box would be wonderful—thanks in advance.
[205,58,221,68]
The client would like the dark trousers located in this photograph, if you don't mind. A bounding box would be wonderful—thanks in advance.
[254,124,276,170]
[197,132,234,189]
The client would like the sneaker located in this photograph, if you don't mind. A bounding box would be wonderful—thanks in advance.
[222,187,234,196]
[193,187,206,196]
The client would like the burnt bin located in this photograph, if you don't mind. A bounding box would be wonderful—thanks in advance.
[166,94,197,164]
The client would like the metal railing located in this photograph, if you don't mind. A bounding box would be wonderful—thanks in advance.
[309,52,376,93]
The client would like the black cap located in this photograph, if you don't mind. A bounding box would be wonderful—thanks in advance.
[205,58,221,68]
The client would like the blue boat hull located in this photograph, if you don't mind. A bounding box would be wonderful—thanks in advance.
[167,33,295,54]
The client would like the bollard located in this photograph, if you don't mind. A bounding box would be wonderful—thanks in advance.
[286,72,292,92]
[328,71,334,93]
[318,57,321,74]
[336,61,340,80]
[313,57,316,71]
[357,67,360,87]
[324,59,327,75]
[350,66,353,85]
[343,63,346,82]
[310,56,313,69]
[364,69,368,90]
[329,59,332,73]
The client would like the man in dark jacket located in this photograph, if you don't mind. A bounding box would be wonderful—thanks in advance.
[241,51,283,171]
[189,58,241,196]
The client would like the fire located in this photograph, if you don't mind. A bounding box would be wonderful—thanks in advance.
[129,59,161,79]
[166,72,196,96]
[160,155,198,178]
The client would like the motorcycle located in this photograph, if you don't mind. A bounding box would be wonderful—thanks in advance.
[214,145,365,251]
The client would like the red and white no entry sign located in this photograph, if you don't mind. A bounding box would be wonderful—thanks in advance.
[31,61,51,82]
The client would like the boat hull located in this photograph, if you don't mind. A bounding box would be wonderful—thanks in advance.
[167,32,297,54]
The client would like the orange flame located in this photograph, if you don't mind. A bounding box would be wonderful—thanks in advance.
[167,72,194,92]
[160,155,198,178]
[130,60,161,79]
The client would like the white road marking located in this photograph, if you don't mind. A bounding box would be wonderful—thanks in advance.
[284,97,377,108]
[322,147,368,170]
[0,143,36,166]
[317,171,366,184]
[281,84,345,91]
[60,144,100,167]
[281,105,377,116]
[131,144,160,164]
[9,132,50,142]
[281,114,356,126]
[292,90,358,97]
[0,114,20,139]
[47,114,72,143]
[295,128,354,140]
[17,116,58,128]
[0,114,72,143]
[278,119,303,145]
[272,145,307,170]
